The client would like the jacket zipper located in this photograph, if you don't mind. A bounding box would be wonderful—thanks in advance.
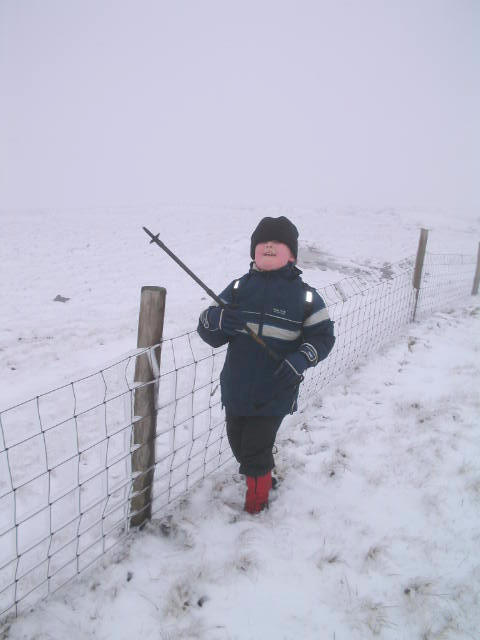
[249,273,270,410]
[258,272,270,338]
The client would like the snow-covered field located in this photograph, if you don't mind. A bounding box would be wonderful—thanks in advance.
[1,206,479,638]
[2,303,479,640]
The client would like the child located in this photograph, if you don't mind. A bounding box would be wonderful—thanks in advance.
[197,216,335,513]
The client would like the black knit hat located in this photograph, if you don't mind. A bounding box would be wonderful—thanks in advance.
[250,216,299,260]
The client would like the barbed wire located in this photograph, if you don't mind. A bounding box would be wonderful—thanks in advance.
[0,250,477,621]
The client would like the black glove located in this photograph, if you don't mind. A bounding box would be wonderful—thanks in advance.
[207,305,245,336]
[274,352,308,387]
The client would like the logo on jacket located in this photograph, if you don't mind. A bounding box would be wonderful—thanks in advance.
[272,307,286,316]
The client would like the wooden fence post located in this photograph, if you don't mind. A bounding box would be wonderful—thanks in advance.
[130,286,166,528]
[472,242,480,295]
[412,228,429,321]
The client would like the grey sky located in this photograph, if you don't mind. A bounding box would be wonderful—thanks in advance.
[1,0,479,210]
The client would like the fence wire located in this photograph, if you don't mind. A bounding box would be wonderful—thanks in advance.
[415,252,478,318]
[0,250,477,621]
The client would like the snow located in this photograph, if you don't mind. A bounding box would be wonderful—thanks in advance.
[1,205,479,638]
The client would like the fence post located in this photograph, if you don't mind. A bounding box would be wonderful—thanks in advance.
[412,228,429,321]
[472,242,480,295]
[130,286,166,528]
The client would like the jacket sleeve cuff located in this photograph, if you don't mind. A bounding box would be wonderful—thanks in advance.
[299,342,319,366]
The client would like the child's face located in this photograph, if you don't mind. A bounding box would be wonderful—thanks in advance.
[254,240,295,271]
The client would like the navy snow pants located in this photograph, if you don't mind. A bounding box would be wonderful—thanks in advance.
[226,414,284,477]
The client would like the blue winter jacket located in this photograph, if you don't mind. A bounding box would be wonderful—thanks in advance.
[197,263,335,416]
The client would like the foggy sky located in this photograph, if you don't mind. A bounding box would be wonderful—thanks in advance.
[1,0,479,211]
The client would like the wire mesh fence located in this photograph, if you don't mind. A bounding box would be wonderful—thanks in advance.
[139,332,230,518]
[302,258,417,398]
[0,247,478,621]
[415,252,478,319]
[0,355,136,617]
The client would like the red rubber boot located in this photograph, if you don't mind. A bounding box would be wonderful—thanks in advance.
[244,472,272,514]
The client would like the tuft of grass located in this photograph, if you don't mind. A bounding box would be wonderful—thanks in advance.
[315,545,343,570]
[162,579,194,617]
[348,598,396,636]
[365,545,384,563]
[0,622,10,640]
